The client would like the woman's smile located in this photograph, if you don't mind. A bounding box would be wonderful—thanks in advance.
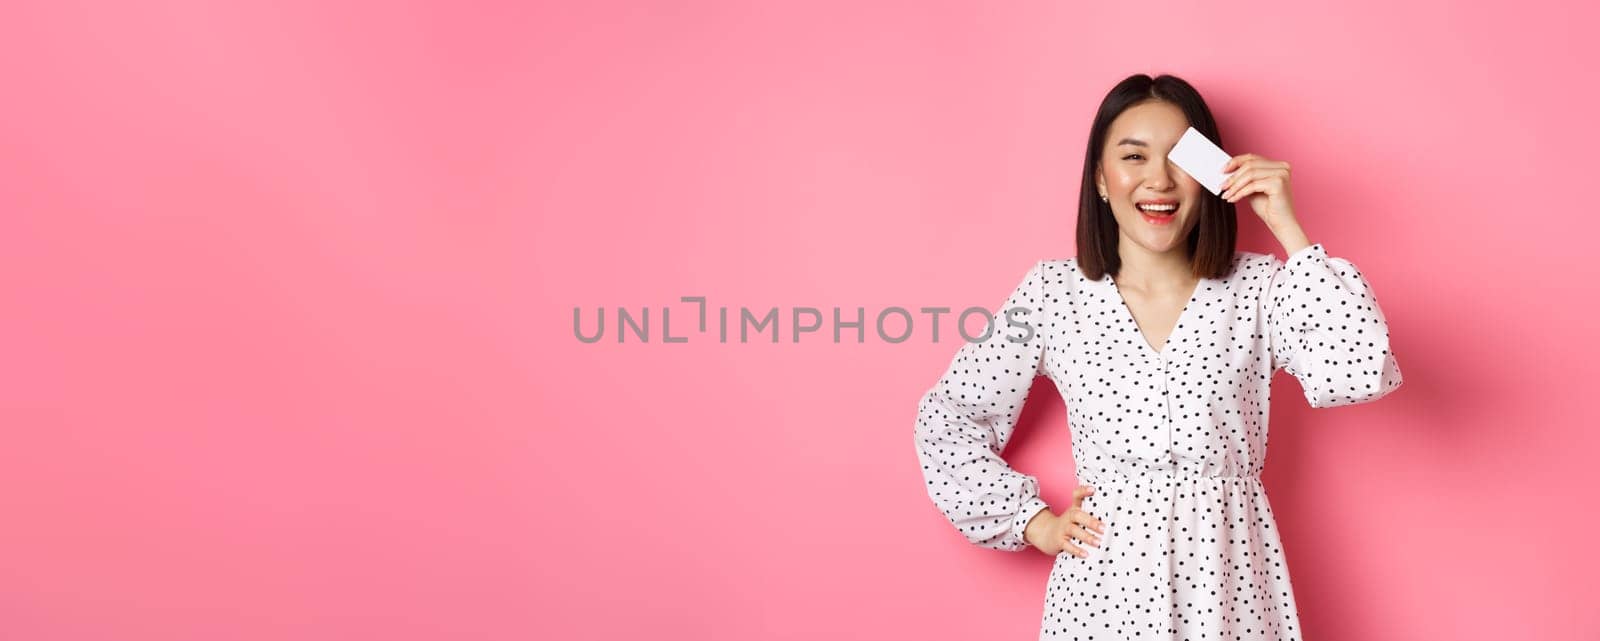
[1135,199,1179,226]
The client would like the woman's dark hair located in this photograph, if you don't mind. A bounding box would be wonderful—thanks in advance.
[1076,73,1237,281]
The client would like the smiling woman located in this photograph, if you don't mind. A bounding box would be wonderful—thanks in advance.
[912,73,1405,641]
[1079,80,1237,283]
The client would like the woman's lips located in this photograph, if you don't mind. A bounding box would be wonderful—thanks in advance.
[1138,205,1177,226]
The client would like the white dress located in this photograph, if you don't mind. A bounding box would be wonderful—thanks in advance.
[913,243,1403,640]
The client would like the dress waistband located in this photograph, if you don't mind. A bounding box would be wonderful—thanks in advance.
[1080,469,1262,488]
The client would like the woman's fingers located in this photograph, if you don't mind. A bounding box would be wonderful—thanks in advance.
[1070,522,1101,547]
[1220,168,1253,196]
[1059,522,1100,557]
[1070,508,1103,540]
[1222,170,1254,199]
[1220,164,1286,192]
[1220,156,1289,193]
[1063,483,1106,557]
[1223,168,1287,201]
[1222,153,1288,174]
[1226,178,1263,203]
[1222,153,1260,174]
[1068,504,1106,534]
[1070,484,1095,508]
[1226,172,1288,203]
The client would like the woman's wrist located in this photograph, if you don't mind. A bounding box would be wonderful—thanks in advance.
[1272,222,1311,257]
[1022,506,1053,546]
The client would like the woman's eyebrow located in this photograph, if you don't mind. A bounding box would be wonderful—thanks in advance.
[1115,138,1149,147]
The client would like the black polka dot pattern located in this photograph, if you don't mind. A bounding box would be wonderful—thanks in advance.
[913,243,1404,640]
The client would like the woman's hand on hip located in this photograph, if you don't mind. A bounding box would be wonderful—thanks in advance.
[1025,484,1106,557]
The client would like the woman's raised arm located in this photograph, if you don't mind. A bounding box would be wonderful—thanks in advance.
[1265,243,1405,408]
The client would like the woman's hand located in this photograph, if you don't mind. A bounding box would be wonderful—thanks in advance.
[1219,153,1299,233]
[1024,484,1106,557]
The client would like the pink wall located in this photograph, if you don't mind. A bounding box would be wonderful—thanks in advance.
[3,1,1596,639]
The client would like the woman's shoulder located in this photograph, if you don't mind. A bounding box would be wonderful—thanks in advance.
[1232,249,1277,270]
[1213,250,1276,283]
[1038,257,1086,283]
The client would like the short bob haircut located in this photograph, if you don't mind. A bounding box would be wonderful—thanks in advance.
[1076,73,1238,282]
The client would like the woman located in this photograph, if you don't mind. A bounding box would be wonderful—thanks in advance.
[912,73,1404,640]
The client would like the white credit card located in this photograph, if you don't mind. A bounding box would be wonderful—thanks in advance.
[1168,126,1234,195]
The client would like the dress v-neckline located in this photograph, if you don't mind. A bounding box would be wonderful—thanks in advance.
[1107,272,1209,359]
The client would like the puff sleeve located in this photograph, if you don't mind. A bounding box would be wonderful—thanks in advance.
[913,260,1052,551]
[1265,243,1405,408]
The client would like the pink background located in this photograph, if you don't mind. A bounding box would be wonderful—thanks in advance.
[3,1,1596,639]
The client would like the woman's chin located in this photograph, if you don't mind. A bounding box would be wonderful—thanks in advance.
[1122,231,1182,254]
[1119,217,1191,251]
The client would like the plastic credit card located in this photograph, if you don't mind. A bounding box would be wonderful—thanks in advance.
[1168,126,1235,195]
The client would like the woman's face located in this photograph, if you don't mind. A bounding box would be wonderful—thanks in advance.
[1096,100,1205,255]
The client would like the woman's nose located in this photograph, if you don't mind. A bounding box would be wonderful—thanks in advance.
[1146,161,1175,188]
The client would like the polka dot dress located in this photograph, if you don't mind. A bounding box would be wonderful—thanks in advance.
[913,243,1404,640]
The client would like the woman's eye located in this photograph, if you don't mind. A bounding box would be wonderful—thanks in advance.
[1123,154,1143,160]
